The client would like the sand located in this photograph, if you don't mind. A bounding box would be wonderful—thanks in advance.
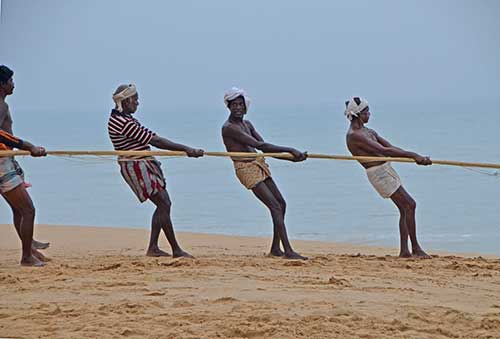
[1,224,499,339]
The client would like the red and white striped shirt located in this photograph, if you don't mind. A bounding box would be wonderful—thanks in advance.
[108,110,156,151]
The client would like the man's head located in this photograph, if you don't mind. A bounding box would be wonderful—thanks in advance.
[113,84,138,114]
[344,97,370,123]
[0,65,15,96]
[224,87,250,119]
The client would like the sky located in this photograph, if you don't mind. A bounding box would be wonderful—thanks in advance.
[0,0,499,113]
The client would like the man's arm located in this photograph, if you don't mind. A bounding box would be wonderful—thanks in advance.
[373,130,413,153]
[246,121,264,142]
[0,130,46,157]
[352,133,431,165]
[0,130,24,149]
[223,124,306,161]
[149,135,203,157]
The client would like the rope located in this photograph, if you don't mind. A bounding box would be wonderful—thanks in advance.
[1,150,500,170]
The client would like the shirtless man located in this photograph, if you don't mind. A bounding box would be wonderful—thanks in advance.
[222,87,308,260]
[0,65,48,266]
[344,96,432,258]
[108,84,203,258]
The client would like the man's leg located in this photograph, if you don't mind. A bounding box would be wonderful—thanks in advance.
[7,201,49,250]
[252,179,306,260]
[145,190,169,257]
[390,186,430,258]
[2,185,44,266]
[261,178,286,256]
[149,189,193,258]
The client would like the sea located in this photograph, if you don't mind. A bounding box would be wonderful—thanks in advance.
[1,101,499,255]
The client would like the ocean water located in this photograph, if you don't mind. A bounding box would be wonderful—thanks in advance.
[1,102,499,255]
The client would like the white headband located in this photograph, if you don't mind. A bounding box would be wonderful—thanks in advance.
[113,84,137,112]
[344,97,369,121]
[224,87,251,111]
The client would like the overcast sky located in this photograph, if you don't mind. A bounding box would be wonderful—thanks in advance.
[1,0,499,112]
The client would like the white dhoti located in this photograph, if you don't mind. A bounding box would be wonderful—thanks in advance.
[366,162,401,199]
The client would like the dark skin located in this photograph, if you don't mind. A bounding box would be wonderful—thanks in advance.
[346,106,432,258]
[222,96,308,260]
[120,93,203,258]
[0,75,48,267]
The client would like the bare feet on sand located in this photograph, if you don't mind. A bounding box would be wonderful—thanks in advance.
[412,248,432,259]
[31,249,50,262]
[32,239,50,250]
[146,248,171,257]
[269,248,285,257]
[173,250,194,259]
[399,251,413,258]
[284,251,308,260]
[21,255,45,267]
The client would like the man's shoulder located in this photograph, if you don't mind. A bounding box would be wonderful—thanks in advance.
[222,120,247,137]
[222,120,236,134]
[222,119,241,129]
[243,119,254,128]
[221,119,231,129]
[346,128,367,142]
[110,112,135,123]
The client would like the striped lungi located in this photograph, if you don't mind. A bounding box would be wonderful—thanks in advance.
[119,158,166,202]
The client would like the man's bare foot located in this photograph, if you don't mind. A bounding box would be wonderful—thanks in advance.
[31,249,49,262]
[32,239,50,250]
[399,251,412,258]
[173,250,194,259]
[412,248,432,259]
[269,248,285,257]
[146,248,170,257]
[284,251,308,260]
[21,255,45,267]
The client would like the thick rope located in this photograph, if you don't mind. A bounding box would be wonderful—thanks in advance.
[1,150,500,170]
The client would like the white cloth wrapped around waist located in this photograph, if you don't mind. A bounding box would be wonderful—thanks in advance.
[365,162,402,199]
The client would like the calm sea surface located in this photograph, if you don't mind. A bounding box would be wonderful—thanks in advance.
[1,102,499,255]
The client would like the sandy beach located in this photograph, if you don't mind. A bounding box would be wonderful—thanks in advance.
[1,224,499,339]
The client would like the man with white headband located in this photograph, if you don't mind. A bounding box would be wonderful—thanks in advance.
[222,87,308,260]
[108,84,204,258]
[345,97,432,258]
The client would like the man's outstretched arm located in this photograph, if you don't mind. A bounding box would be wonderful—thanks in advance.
[150,135,203,157]
[0,130,46,157]
[352,133,431,165]
[374,131,417,154]
[223,124,306,161]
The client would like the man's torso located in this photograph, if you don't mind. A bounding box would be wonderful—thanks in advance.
[347,127,386,168]
[0,101,13,134]
[222,119,258,154]
[108,112,152,151]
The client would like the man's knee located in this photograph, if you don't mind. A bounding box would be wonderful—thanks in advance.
[269,201,284,215]
[279,199,286,213]
[159,196,172,212]
[402,197,416,212]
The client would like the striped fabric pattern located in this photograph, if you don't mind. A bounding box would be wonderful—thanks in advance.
[108,110,155,151]
[119,159,166,202]
[107,110,166,202]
